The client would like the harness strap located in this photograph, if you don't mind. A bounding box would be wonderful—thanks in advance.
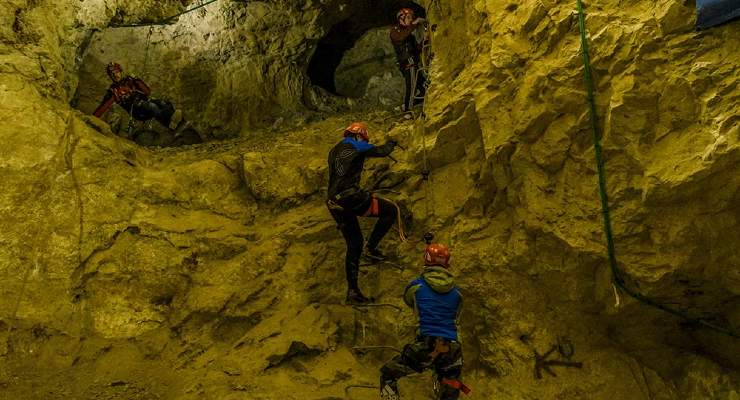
[326,199,344,211]
[441,378,471,395]
[362,197,380,217]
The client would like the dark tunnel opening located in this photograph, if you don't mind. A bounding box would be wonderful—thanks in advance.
[307,1,426,95]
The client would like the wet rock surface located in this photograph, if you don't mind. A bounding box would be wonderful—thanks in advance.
[1,0,739,399]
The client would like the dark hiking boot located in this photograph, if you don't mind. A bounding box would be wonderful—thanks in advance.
[346,289,373,305]
[168,109,183,130]
[173,120,191,138]
[363,247,387,263]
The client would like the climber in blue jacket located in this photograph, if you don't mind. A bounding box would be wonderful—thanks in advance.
[379,243,469,400]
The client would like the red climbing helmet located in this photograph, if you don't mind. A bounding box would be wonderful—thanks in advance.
[344,122,370,141]
[106,62,122,78]
[424,243,451,268]
[397,7,415,20]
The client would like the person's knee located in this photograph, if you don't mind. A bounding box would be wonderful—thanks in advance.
[438,385,461,400]
[379,365,394,380]
[380,357,414,381]
[378,200,398,222]
[151,99,172,109]
[142,100,160,112]
[400,343,430,373]
[381,209,396,224]
[436,365,463,399]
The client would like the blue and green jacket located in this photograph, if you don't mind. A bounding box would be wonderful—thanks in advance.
[404,266,462,341]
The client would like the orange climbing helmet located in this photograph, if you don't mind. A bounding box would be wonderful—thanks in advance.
[106,62,122,78]
[424,243,451,268]
[397,7,415,20]
[344,122,369,141]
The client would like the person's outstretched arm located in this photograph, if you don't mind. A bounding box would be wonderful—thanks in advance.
[365,140,397,158]
[350,138,397,158]
[93,91,115,118]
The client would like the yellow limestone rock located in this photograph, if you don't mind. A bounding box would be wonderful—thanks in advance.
[0,0,738,399]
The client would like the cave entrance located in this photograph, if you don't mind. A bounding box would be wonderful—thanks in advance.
[307,1,425,100]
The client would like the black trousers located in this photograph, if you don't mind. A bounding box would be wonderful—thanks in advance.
[401,65,427,112]
[131,98,175,126]
[328,196,397,291]
[381,336,464,400]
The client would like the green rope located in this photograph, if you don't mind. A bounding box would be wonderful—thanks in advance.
[110,0,220,28]
[576,0,740,339]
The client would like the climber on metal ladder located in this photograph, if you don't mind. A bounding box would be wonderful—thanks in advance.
[390,7,427,116]
[326,122,405,305]
[92,62,187,132]
[379,243,470,400]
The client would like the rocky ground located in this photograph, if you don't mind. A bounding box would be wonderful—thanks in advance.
[1,0,739,399]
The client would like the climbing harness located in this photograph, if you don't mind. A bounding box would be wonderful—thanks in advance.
[325,199,344,212]
[576,0,740,339]
[110,0,220,28]
[327,194,407,243]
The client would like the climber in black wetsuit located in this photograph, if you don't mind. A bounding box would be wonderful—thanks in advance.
[390,7,427,113]
[327,122,399,304]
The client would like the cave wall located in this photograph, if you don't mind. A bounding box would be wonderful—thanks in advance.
[74,1,332,136]
[0,0,739,399]
[335,27,405,105]
[72,0,419,137]
[410,0,740,393]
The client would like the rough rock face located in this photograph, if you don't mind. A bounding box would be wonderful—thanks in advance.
[1,0,739,399]
[335,27,405,104]
[73,0,411,139]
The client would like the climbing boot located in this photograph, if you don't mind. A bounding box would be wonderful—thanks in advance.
[168,109,183,130]
[380,379,400,400]
[346,289,373,305]
[363,246,386,263]
[173,120,191,138]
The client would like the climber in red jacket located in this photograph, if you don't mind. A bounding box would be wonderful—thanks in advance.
[93,62,183,130]
[390,8,427,113]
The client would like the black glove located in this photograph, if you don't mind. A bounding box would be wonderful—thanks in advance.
[386,140,398,148]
